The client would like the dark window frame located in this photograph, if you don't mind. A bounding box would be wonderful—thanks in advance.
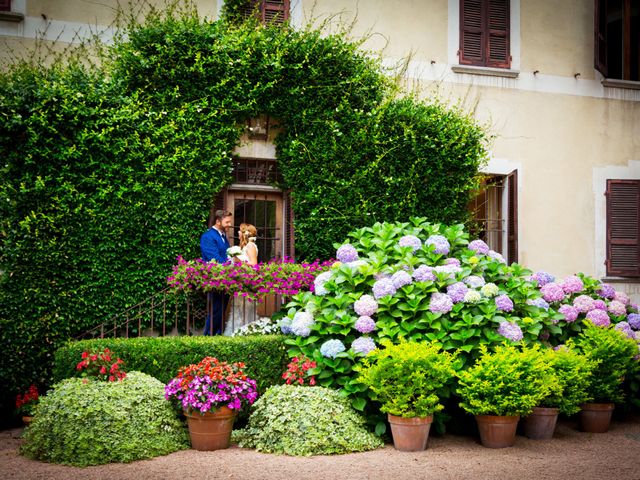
[595,0,640,81]
[0,0,11,13]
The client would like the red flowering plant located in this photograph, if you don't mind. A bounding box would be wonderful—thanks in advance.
[164,357,258,414]
[76,348,127,382]
[282,356,317,386]
[15,384,39,416]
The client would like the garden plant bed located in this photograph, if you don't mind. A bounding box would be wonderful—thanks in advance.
[2,415,639,480]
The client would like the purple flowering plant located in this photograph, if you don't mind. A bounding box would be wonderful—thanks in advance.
[165,357,258,414]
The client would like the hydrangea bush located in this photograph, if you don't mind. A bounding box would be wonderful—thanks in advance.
[282,219,558,418]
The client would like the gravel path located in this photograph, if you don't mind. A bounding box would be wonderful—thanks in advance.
[2,415,639,480]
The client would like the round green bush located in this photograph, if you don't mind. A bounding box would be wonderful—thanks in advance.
[232,385,383,455]
[20,371,189,466]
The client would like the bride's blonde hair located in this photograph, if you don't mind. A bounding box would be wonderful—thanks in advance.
[239,223,258,249]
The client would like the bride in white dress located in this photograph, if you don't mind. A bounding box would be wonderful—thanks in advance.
[223,223,259,336]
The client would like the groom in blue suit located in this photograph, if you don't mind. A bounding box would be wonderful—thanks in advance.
[200,210,233,335]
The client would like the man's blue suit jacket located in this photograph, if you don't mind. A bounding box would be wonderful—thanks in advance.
[200,227,230,264]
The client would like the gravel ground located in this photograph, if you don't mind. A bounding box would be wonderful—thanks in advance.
[2,415,639,480]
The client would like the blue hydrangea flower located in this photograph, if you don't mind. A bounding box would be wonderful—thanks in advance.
[527,298,550,310]
[320,339,346,359]
[413,265,436,282]
[354,294,378,317]
[290,311,315,337]
[531,271,555,287]
[351,336,376,355]
[429,292,454,314]
[464,275,486,288]
[279,317,293,335]
[597,283,616,299]
[447,282,468,304]
[355,316,376,334]
[391,270,412,289]
[425,235,450,255]
[497,321,523,342]
[615,321,636,339]
[468,239,490,255]
[398,235,422,251]
[495,294,514,312]
[628,313,640,330]
[336,244,359,263]
[372,278,397,299]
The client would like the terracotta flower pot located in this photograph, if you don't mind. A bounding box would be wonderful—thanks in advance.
[475,415,519,448]
[387,414,433,452]
[522,406,559,440]
[21,416,33,426]
[185,406,237,451]
[579,403,614,433]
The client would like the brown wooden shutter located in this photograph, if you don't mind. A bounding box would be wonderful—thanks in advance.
[283,190,295,260]
[460,0,486,66]
[506,169,518,264]
[487,0,510,68]
[208,189,227,228]
[262,0,289,25]
[0,0,11,12]
[606,179,640,277]
[594,0,608,76]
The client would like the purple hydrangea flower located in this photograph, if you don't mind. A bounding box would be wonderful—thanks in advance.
[336,244,359,263]
[425,235,450,255]
[313,271,332,296]
[398,235,422,251]
[372,278,397,299]
[608,300,627,317]
[495,294,514,312]
[615,321,636,339]
[573,295,595,313]
[468,239,490,255]
[586,309,611,327]
[351,336,376,355]
[464,275,486,288]
[391,270,413,289]
[320,339,346,358]
[413,265,436,282]
[561,275,584,294]
[447,282,469,304]
[540,282,565,303]
[614,291,630,305]
[290,311,315,337]
[355,316,376,334]
[434,265,462,277]
[531,271,555,287]
[628,313,640,330]
[559,304,579,322]
[488,250,507,264]
[497,321,523,342]
[597,283,616,299]
[429,292,454,314]
[354,294,378,317]
[592,299,607,310]
[553,344,569,352]
[527,298,550,310]
[444,258,461,267]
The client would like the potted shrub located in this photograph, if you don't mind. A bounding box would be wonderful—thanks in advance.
[356,340,456,451]
[456,343,560,448]
[15,384,40,425]
[568,321,638,433]
[522,347,595,439]
[165,356,259,450]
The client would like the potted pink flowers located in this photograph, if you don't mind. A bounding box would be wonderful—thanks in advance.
[165,357,258,450]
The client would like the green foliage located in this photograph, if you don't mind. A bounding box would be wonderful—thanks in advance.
[0,8,487,416]
[232,385,383,455]
[19,372,189,466]
[540,347,595,415]
[53,335,288,393]
[568,321,639,403]
[456,344,561,417]
[285,219,555,420]
[356,340,456,418]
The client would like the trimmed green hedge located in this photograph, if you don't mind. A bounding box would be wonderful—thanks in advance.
[53,335,288,393]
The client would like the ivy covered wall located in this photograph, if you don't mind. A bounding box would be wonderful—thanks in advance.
[0,10,487,416]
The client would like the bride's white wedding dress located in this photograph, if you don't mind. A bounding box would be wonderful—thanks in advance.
[223,242,258,336]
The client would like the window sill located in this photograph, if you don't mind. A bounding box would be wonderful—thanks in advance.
[601,78,640,90]
[0,11,25,22]
[601,277,640,284]
[451,65,519,79]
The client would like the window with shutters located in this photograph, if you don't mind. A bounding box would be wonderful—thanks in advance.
[459,0,511,69]
[606,179,640,277]
[240,0,289,25]
[0,0,11,12]
[595,0,640,82]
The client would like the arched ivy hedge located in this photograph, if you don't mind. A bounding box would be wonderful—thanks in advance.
[0,9,487,417]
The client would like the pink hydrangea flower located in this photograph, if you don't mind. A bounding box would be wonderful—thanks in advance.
[614,291,630,305]
[561,275,584,294]
[573,295,594,313]
[540,282,565,303]
[592,299,607,310]
[608,300,627,317]
[586,309,611,327]
[559,304,579,322]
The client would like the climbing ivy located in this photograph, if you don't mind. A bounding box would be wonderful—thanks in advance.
[0,5,487,419]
